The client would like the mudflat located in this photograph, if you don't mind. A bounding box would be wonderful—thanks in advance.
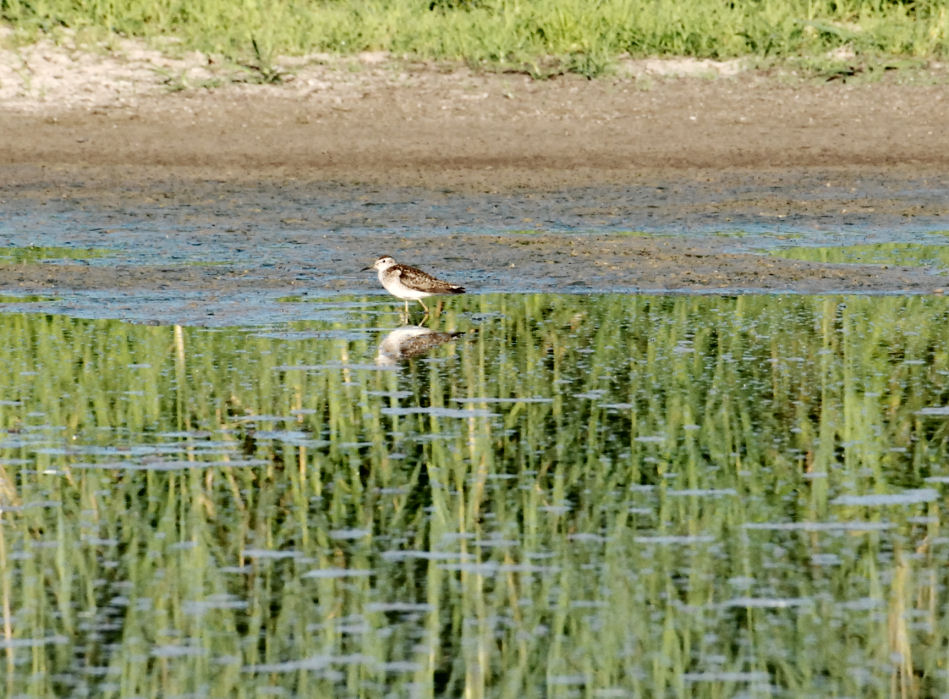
[2,45,949,313]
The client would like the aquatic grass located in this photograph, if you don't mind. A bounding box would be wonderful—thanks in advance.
[772,241,949,272]
[1,295,949,694]
[0,296,62,307]
[0,246,110,264]
[3,0,949,77]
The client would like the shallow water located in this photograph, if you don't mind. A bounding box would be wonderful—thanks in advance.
[5,180,949,267]
[1,293,948,696]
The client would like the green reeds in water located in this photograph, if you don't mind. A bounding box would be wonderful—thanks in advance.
[772,240,949,273]
[0,246,110,264]
[1,293,948,696]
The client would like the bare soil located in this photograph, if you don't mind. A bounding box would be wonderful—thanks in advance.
[2,41,949,321]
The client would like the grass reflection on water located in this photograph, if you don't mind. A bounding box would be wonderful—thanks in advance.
[1,293,948,697]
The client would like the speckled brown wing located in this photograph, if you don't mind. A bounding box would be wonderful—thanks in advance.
[397,331,465,358]
[396,264,465,294]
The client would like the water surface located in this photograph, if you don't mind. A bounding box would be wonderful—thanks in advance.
[1,294,947,696]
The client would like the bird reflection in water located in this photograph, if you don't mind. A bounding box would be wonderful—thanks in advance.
[375,326,464,366]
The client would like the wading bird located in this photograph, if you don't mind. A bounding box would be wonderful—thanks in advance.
[364,256,465,313]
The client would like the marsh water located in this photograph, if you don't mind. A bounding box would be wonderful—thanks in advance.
[2,291,949,697]
[3,176,949,696]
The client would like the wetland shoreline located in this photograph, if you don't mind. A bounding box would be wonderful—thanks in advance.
[2,52,949,311]
[3,41,949,695]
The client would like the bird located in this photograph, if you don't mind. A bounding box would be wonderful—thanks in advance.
[375,326,465,365]
[364,256,465,313]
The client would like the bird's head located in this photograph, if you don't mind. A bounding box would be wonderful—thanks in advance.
[364,256,397,272]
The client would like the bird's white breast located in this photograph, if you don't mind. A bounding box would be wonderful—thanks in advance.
[378,268,433,299]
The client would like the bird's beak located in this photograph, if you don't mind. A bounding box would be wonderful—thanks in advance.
[361,265,372,271]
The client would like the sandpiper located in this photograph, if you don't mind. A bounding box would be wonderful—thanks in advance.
[376,326,464,365]
[364,256,465,313]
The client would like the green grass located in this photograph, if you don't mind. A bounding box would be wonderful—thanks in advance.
[772,241,949,271]
[2,294,949,695]
[0,246,110,264]
[0,294,59,302]
[2,0,949,77]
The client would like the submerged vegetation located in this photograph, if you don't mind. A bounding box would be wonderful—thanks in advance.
[2,0,948,77]
[772,240,949,272]
[2,293,949,695]
[0,245,109,265]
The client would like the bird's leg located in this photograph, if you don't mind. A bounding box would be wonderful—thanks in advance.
[404,299,410,314]
[418,298,429,313]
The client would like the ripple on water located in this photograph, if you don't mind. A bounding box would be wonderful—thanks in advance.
[381,550,474,562]
[6,293,949,696]
[634,535,716,544]
[380,406,495,418]
[454,396,553,404]
[743,521,895,531]
[364,602,435,613]
[831,489,939,506]
[242,549,303,560]
[665,488,738,497]
[916,406,949,416]
[301,568,374,579]
[721,597,813,609]
[329,528,371,540]
[684,671,771,683]
[255,652,396,674]
[0,635,68,649]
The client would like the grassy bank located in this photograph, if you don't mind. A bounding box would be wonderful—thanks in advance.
[2,0,948,77]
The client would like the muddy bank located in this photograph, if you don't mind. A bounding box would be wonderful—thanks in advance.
[2,232,942,294]
[2,50,949,319]
[3,49,949,186]
[1,231,944,325]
